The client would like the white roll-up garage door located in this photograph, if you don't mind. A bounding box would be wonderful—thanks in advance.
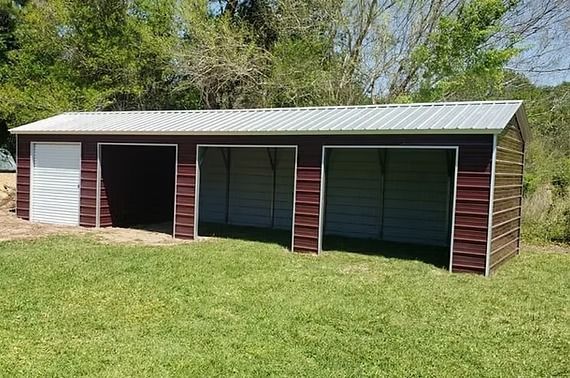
[31,143,81,225]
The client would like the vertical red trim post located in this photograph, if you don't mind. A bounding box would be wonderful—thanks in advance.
[80,141,97,227]
[292,141,322,253]
[174,142,196,239]
[15,137,30,220]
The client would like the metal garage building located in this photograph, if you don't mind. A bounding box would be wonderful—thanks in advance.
[10,101,529,276]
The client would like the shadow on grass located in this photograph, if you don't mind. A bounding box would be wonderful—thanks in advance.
[324,235,450,269]
[198,222,292,248]
[198,222,449,269]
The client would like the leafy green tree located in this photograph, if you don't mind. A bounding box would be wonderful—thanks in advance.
[0,0,197,131]
[410,0,519,102]
[0,0,24,63]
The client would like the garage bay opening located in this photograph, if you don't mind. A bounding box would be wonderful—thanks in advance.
[197,146,296,247]
[322,147,457,269]
[99,144,176,235]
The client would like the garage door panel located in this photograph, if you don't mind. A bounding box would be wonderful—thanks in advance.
[31,212,77,223]
[30,196,78,204]
[31,182,79,191]
[31,143,81,226]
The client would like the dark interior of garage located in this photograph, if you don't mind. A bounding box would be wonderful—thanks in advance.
[321,147,456,268]
[197,146,295,247]
[101,145,176,233]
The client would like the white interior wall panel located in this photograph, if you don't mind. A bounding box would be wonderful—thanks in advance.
[199,147,295,230]
[228,148,273,227]
[325,148,451,246]
[382,149,450,246]
[272,149,295,229]
[324,149,382,239]
[198,148,227,224]
[31,143,81,225]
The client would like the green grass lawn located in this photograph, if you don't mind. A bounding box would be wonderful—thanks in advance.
[0,235,568,377]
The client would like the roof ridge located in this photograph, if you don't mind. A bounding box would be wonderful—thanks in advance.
[63,100,523,115]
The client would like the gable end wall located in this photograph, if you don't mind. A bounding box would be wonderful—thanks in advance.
[489,118,525,273]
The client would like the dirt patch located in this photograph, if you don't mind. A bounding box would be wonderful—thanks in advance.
[92,225,189,246]
[0,173,16,210]
[0,172,188,246]
[0,208,83,242]
[0,208,190,246]
[0,173,15,188]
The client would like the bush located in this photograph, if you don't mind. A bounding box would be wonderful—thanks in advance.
[522,184,570,244]
[522,135,570,244]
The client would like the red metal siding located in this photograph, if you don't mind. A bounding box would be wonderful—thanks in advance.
[16,133,495,275]
[293,167,321,252]
[16,137,30,220]
[289,135,493,274]
[175,143,196,240]
[453,143,493,274]
[490,120,524,273]
[291,142,322,252]
[17,136,97,226]
[80,142,98,227]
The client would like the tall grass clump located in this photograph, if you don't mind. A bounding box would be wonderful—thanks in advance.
[522,185,570,243]
[522,140,570,244]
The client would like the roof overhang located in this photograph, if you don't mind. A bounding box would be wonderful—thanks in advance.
[9,100,527,137]
[513,104,530,143]
[11,128,503,136]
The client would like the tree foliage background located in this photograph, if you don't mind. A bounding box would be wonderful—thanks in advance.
[0,0,568,242]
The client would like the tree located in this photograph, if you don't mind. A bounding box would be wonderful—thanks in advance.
[0,0,28,63]
[0,0,197,131]
[1,0,568,114]
[175,1,270,109]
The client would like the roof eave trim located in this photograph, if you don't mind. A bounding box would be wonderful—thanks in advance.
[514,104,530,143]
[10,129,503,136]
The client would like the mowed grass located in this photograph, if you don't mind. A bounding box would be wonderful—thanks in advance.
[0,236,568,377]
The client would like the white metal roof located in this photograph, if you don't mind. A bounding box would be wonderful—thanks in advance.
[10,100,528,139]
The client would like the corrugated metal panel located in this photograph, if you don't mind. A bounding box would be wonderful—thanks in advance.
[16,133,495,274]
[173,145,196,239]
[199,148,227,224]
[16,137,30,220]
[382,149,451,246]
[10,101,523,136]
[229,148,273,227]
[325,149,451,246]
[293,166,321,253]
[31,143,81,225]
[198,147,295,230]
[325,149,382,238]
[80,141,97,227]
[490,121,524,273]
[274,150,296,229]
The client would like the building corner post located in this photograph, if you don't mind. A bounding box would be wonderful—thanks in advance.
[485,134,498,277]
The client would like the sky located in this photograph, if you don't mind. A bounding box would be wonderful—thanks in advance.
[516,17,570,86]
